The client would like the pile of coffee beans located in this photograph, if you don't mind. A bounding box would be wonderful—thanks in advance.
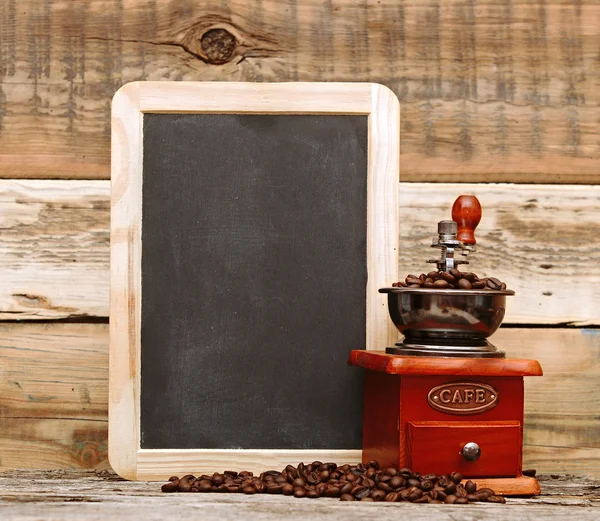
[161,461,506,504]
[392,269,507,291]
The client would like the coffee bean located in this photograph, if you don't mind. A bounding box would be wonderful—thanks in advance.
[282,484,294,496]
[378,482,393,493]
[242,485,256,494]
[484,277,497,289]
[361,497,375,502]
[444,483,457,494]
[400,488,412,500]
[433,279,449,288]
[444,494,457,504]
[325,486,341,498]
[320,470,330,481]
[430,499,443,504]
[441,271,457,283]
[420,479,434,491]
[407,478,420,488]
[370,489,386,501]
[340,494,355,501]
[306,472,319,485]
[161,482,178,493]
[168,476,179,482]
[407,487,423,501]
[449,268,462,279]
[307,490,319,499]
[465,480,477,494]
[434,490,447,501]
[293,488,307,498]
[239,471,253,478]
[385,492,400,502]
[384,467,397,476]
[340,483,353,495]
[523,469,537,477]
[437,475,451,486]
[212,474,224,486]
[427,271,440,280]
[457,278,472,289]
[414,496,429,504]
[456,484,468,498]
[389,476,405,489]
[488,495,507,503]
[467,494,478,502]
[489,277,502,289]
[178,481,192,492]
[292,478,306,488]
[472,280,486,289]
[451,472,463,484]
[455,497,469,504]
[477,488,495,498]
[408,283,421,288]
[352,485,370,499]
[406,275,421,285]
[266,484,283,494]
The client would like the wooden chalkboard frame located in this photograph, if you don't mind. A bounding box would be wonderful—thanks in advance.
[110,82,399,480]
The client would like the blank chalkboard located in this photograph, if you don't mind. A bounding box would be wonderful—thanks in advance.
[141,113,368,449]
[109,82,399,480]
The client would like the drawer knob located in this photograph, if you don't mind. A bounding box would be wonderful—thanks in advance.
[460,442,481,462]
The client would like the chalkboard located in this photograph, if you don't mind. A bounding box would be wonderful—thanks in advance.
[141,113,368,449]
[110,82,399,480]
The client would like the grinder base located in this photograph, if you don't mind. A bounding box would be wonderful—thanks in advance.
[348,351,543,496]
[387,338,505,358]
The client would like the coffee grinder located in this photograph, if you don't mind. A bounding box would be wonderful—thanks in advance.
[349,195,543,496]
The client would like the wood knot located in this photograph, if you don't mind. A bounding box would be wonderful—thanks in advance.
[200,28,237,65]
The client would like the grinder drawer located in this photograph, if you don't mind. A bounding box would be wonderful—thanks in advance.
[407,421,521,477]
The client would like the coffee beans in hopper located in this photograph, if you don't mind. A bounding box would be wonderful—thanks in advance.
[392,269,508,291]
[161,461,506,504]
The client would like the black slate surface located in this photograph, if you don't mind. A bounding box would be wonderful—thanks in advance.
[140,114,368,450]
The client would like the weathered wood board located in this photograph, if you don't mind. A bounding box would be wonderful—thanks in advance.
[0,470,598,520]
[0,323,109,471]
[1,180,599,324]
[0,0,598,182]
[1,324,598,476]
[0,180,109,320]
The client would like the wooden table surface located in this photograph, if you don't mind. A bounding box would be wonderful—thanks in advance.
[0,470,598,521]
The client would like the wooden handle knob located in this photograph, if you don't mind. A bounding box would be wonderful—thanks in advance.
[451,195,481,245]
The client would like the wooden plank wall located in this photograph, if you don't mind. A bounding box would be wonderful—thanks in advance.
[0,0,599,477]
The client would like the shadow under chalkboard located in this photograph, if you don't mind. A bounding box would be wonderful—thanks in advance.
[140,114,368,450]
